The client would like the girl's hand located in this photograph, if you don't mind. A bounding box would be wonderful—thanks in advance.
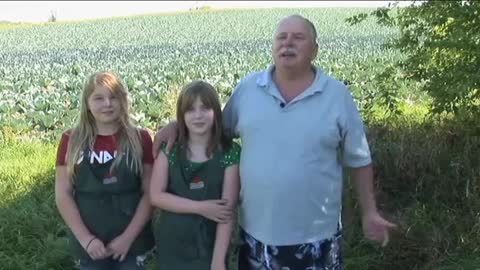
[106,234,135,262]
[84,237,109,260]
[198,199,232,223]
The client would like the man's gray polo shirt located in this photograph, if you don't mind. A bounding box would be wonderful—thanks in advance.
[223,65,372,246]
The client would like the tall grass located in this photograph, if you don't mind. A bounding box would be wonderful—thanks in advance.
[0,140,72,269]
[342,107,480,270]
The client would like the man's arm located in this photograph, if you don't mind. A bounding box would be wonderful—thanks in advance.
[152,121,177,158]
[350,164,396,246]
[340,86,396,246]
[222,79,246,140]
[350,164,377,215]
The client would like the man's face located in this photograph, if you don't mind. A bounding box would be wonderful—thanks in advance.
[273,17,318,70]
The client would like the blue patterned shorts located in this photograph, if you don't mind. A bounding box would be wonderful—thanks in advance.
[237,229,343,270]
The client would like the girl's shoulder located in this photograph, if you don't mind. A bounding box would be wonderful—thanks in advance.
[221,141,241,167]
[134,128,154,164]
[58,128,75,144]
[228,141,241,154]
[56,128,76,166]
[136,128,153,143]
[159,141,180,154]
[62,128,75,137]
[136,127,152,137]
[159,141,181,165]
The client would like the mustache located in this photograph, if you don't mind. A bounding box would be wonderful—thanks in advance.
[279,47,297,55]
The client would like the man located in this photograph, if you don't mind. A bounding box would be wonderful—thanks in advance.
[154,14,396,270]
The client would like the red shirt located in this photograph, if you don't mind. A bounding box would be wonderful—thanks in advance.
[56,129,154,166]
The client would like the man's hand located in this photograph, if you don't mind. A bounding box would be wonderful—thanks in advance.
[152,121,178,158]
[362,211,397,247]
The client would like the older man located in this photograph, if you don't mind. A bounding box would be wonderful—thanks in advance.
[154,14,396,270]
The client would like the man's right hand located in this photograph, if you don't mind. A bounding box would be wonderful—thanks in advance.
[197,199,233,224]
[152,121,178,158]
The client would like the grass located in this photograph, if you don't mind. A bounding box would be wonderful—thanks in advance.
[342,108,480,270]
[1,106,479,269]
[0,140,72,269]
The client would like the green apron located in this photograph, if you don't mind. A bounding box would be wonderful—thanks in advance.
[154,145,226,270]
[69,148,154,261]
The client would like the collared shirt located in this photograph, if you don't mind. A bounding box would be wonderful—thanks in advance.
[223,65,372,246]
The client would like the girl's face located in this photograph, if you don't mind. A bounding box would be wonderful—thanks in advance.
[87,85,121,125]
[184,97,214,137]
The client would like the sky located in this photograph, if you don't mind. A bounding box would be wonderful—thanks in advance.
[0,1,410,23]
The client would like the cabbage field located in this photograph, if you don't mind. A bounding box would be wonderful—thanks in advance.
[0,8,400,140]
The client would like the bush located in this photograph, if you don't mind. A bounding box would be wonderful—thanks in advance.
[347,1,480,118]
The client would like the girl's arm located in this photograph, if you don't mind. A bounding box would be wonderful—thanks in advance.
[211,164,240,269]
[150,151,232,223]
[55,165,107,258]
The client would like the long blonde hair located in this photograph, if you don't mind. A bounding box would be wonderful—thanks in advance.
[66,72,143,179]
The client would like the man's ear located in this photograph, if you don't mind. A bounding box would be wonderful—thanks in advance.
[312,43,319,60]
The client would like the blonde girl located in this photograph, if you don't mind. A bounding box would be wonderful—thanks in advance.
[55,72,154,270]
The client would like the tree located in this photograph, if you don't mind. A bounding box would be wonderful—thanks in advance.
[347,0,480,117]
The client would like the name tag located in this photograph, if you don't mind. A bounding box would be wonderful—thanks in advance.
[103,176,118,185]
[190,177,204,190]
